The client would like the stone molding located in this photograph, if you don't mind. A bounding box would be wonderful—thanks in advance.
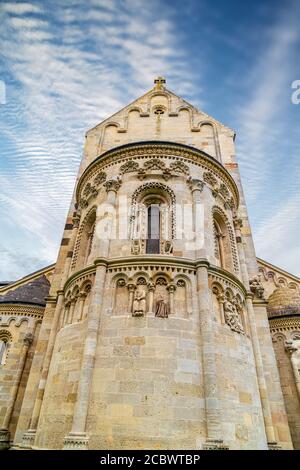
[202,439,229,450]
[63,432,89,450]
[0,303,44,327]
[75,142,239,208]
[270,317,300,335]
[63,256,246,297]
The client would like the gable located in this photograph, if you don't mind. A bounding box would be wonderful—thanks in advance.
[82,78,235,169]
[257,257,300,300]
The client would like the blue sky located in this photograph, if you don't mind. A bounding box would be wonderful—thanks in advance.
[0,0,300,280]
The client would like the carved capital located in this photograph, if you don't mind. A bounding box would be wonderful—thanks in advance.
[187,177,204,193]
[104,176,122,193]
[217,293,225,304]
[127,282,136,293]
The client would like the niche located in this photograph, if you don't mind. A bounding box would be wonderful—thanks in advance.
[114,278,128,315]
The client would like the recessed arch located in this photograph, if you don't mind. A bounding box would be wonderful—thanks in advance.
[72,206,97,271]
[212,206,239,274]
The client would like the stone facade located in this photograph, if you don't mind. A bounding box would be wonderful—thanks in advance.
[0,78,299,450]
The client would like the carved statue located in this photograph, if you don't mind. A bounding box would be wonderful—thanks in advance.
[131,239,141,255]
[155,296,170,318]
[224,300,244,334]
[249,275,265,299]
[163,240,173,254]
[132,285,146,317]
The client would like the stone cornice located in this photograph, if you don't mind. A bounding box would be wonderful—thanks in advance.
[208,264,247,296]
[64,264,97,292]
[0,303,44,313]
[0,303,44,322]
[76,141,239,208]
[269,316,300,331]
[64,256,246,296]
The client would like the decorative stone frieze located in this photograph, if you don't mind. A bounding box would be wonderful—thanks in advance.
[75,143,239,208]
[120,160,139,174]
[63,433,89,450]
[0,304,44,327]
[223,299,244,334]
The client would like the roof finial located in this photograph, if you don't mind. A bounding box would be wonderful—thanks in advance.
[154,76,166,90]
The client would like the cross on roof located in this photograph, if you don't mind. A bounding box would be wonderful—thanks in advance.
[154,76,166,89]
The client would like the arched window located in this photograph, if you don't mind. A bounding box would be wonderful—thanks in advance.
[147,203,160,254]
[131,183,175,255]
[214,219,225,269]
[213,209,236,273]
[73,209,96,270]
[85,221,95,264]
[0,331,12,366]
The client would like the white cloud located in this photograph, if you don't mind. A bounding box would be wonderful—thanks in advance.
[1,2,42,15]
[0,0,199,279]
[234,1,300,276]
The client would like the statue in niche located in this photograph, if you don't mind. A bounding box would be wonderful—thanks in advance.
[163,240,173,254]
[155,295,170,318]
[224,300,244,334]
[132,285,146,317]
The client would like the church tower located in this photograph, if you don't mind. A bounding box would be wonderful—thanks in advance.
[7,78,293,450]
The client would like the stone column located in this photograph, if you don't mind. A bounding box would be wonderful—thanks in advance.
[196,262,227,449]
[127,281,136,314]
[187,177,204,257]
[21,212,81,448]
[217,293,225,324]
[233,215,248,285]
[63,262,107,449]
[68,299,76,324]
[233,215,278,448]
[245,295,278,449]
[63,179,121,450]
[285,340,300,401]
[64,213,80,278]
[0,329,34,450]
[167,283,176,315]
[60,301,69,329]
[91,176,122,259]
[147,281,155,314]
[22,292,64,447]
[76,293,86,322]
